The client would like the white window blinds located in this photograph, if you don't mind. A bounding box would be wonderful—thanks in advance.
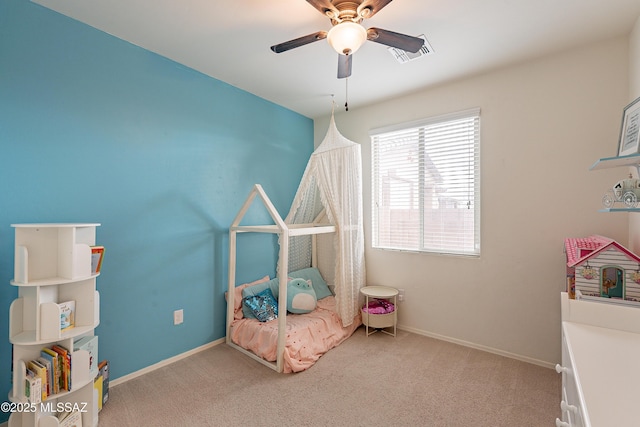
[371,108,481,256]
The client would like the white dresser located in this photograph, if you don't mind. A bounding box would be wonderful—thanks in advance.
[557,292,640,427]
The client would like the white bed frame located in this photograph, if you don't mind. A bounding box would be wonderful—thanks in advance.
[226,184,335,372]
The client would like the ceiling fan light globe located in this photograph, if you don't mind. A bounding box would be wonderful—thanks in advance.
[327,21,367,55]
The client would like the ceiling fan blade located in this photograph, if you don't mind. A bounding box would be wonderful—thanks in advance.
[270,31,328,53]
[306,0,339,18]
[337,54,352,79]
[358,0,393,18]
[366,27,424,53]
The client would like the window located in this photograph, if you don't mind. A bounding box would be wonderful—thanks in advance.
[371,108,481,256]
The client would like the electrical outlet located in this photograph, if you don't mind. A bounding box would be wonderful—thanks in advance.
[173,309,183,325]
[398,288,405,302]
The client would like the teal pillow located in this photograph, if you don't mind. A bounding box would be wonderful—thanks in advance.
[289,267,332,300]
[287,278,317,314]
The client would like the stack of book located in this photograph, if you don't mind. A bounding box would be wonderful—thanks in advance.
[25,344,72,403]
[22,340,108,417]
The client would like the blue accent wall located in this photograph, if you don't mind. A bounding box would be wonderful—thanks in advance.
[0,1,313,418]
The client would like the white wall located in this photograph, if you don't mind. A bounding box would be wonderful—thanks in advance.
[630,15,640,99]
[315,36,630,365]
[627,16,640,252]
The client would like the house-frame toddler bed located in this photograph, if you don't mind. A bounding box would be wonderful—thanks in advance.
[226,115,366,373]
[226,184,361,372]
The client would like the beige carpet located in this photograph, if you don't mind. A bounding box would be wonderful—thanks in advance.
[98,327,561,426]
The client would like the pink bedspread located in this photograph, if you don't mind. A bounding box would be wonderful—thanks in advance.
[230,296,361,373]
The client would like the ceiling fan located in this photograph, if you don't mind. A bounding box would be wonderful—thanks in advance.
[270,0,425,78]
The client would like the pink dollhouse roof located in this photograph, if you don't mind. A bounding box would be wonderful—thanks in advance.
[565,235,610,265]
[565,235,640,267]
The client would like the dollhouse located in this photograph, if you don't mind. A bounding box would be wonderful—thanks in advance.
[565,235,640,305]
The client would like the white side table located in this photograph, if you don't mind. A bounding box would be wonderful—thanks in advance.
[360,285,398,337]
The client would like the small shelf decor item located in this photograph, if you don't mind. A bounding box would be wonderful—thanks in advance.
[590,155,640,212]
[601,173,640,209]
[617,96,640,156]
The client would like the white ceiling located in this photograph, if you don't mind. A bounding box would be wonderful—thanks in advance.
[32,0,640,119]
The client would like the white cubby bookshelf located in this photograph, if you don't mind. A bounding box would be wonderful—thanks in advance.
[8,223,101,427]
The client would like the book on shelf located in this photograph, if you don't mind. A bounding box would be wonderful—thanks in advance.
[98,360,109,409]
[74,335,98,374]
[36,356,53,397]
[27,360,48,401]
[51,344,72,391]
[24,369,41,404]
[91,245,105,274]
[58,409,83,427]
[94,374,103,412]
[41,347,61,395]
[59,300,76,332]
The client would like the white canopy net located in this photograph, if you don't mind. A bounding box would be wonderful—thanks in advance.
[283,115,365,326]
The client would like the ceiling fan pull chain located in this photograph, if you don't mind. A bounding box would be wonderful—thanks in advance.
[345,77,349,112]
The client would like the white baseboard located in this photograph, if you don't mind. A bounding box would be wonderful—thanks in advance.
[110,338,224,388]
[397,325,556,370]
